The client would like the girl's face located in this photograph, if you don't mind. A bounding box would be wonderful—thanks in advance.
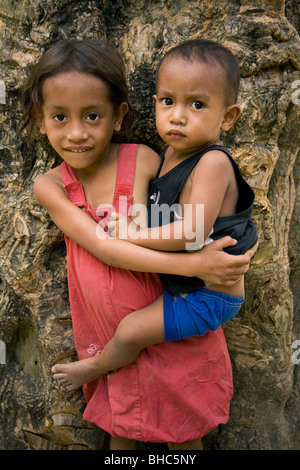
[38,71,128,170]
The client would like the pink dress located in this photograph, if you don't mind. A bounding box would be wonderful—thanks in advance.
[60,143,233,443]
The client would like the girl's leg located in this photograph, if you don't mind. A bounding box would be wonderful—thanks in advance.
[52,296,164,390]
[168,438,203,450]
[109,436,137,450]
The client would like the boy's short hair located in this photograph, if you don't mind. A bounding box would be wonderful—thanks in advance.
[155,39,240,106]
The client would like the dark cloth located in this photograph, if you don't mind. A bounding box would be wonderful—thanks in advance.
[147,144,258,295]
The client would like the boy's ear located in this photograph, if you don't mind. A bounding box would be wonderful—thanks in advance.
[221,104,241,132]
[152,95,157,106]
[114,102,129,132]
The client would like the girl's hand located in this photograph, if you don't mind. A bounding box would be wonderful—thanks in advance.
[191,237,258,286]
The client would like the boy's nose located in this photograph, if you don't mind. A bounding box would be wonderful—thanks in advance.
[170,105,187,125]
[67,121,88,141]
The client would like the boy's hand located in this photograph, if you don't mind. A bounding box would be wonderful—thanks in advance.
[105,212,126,239]
[106,212,139,240]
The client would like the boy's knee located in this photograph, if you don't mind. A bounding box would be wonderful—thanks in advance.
[115,315,141,351]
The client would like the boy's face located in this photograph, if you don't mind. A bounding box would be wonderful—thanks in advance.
[154,56,238,158]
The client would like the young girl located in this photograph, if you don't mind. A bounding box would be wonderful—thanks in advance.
[19,39,255,450]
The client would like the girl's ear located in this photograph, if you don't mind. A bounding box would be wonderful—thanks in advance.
[33,108,46,135]
[114,102,129,132]
[38,121,47,135]
[221,104,241,132]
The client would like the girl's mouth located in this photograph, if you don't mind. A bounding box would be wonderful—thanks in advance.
[64,147,91,153]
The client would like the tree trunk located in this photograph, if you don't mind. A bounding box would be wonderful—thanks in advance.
[0,0,299,450]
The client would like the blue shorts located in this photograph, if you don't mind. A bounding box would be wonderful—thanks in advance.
[163,288,244,341]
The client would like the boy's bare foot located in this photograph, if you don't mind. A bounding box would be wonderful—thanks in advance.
[51,356,103,391]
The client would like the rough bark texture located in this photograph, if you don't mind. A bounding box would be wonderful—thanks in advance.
[0,0,299,450]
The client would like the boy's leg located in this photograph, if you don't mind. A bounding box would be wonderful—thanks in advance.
[111,295,165,364]
[52,296,165,390]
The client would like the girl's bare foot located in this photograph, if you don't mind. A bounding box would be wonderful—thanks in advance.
[51,356,104,391]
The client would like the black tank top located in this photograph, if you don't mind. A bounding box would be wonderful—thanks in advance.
[147,144,258,294]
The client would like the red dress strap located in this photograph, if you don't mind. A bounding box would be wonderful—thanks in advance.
[60,160,78,186]
[60,144,138,228]
[60,161,86,208]
[112,143,137,216]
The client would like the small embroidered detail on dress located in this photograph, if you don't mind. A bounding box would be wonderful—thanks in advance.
[87,344,102,355]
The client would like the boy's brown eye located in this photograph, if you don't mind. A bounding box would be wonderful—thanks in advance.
[162,98,173,106]
[191,101,204,110]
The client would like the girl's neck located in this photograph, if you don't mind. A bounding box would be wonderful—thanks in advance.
[75,143,120,209]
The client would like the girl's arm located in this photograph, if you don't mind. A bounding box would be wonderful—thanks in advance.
[33,171,255,285]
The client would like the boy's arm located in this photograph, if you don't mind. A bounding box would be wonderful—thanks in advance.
[108,150,233,251]
[33,169,254,284]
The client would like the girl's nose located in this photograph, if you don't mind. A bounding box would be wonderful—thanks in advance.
[67,120,88,141]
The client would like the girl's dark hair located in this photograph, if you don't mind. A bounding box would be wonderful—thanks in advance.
[155,39,240,106]
[18,39,135,142]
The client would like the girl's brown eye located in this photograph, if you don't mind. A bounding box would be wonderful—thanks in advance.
[53,113,66,122]
[87,113,100,121]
